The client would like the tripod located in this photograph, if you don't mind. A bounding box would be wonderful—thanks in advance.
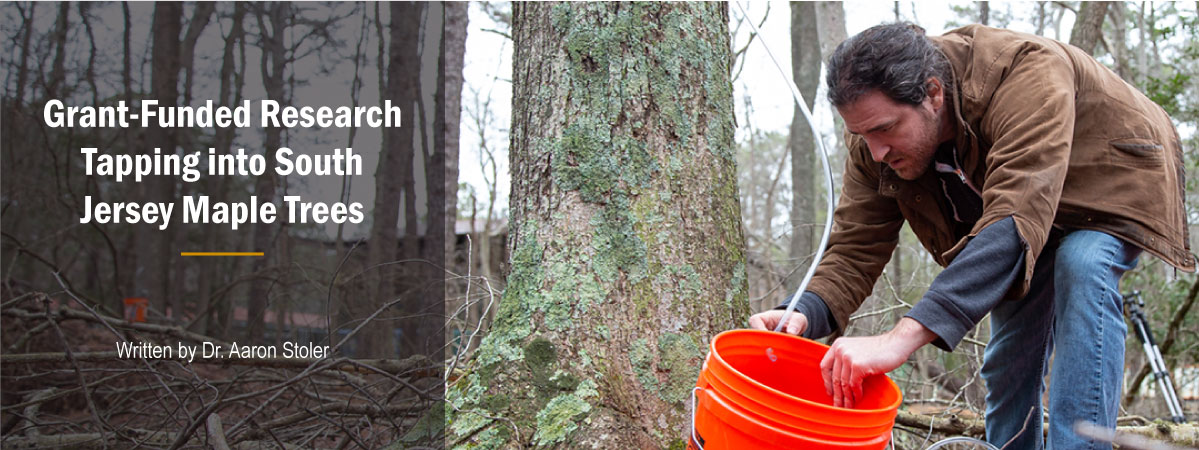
[1123,290,1186,423]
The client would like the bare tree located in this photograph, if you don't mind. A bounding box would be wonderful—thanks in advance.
[1069,1,1111,55]
[245,2,288,342]
[788,2,821,293]
[1107,2,1132,82]
[135,2,181,319]
[444,2,468,275]
[196,2,246,338]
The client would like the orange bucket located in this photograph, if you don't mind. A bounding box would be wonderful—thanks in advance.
[688,330,901,449]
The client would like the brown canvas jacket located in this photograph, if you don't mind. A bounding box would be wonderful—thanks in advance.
[808,25,1194,331]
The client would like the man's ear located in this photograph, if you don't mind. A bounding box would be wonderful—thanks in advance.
[925,77,944,112]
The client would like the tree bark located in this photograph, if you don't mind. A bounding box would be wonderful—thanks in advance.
[13,2,34,104]
[444,1,468,284]
[1069,2,1111,55]
[442,2,469,357]
[180,3,216,106]
[1035,1,1048,36]
[46,2,70,100]
[814,1,848,182]
[787,2,821,293]
[198,2,246,338]
[246,2,288,342]
[364,2,421,358]
[1137,1,1148,87]
[447,3,748,447]
[136,2,181,318]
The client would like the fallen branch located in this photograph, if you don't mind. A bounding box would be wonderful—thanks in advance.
[0,351,434,375]
[239,401,429,440]
[896,409,986,437]
[206,414,232,450]
[0,429,303,450]
[896,410,1199,447]
[2,305,229,347]
[1111,421,1199,448]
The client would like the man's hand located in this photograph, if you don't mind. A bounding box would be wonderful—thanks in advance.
[748,310,808,336]
[820,317,936,408]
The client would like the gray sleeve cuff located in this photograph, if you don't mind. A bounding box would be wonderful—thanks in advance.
[905,217,1025,351]
[775,291,838,339]
[906,291,973,351]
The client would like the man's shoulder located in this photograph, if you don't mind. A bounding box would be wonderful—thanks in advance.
[933,25,1076,115]
[934,25,1067,67]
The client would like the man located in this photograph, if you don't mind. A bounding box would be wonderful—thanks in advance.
[749,23,1192,449]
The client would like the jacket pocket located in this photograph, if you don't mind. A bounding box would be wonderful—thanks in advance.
[1109,137,1164,166]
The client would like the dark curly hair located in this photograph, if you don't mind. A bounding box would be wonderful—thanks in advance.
[826,23,954,107]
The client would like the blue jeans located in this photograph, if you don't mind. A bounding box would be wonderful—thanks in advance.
[982,229,1140,450]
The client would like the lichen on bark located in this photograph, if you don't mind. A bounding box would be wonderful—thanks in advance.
[447,3,747,448]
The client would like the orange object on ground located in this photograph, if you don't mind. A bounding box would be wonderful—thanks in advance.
[123,297,148,322]
[689,329,901,449]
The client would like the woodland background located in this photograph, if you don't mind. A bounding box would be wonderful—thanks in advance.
[2,1,1198,449]
[1,2,460,448]
[446,1,1199,448]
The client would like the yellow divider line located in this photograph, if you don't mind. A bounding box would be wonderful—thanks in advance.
[180,252,264,256]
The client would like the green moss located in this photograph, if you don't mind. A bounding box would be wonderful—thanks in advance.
[399,402,444,444]
[448,407,492,443]
[657,333,704,404]
[578,349,593,368]
[544,259,606,331]
[591,199,649,284]
[549,370,581,392]
[726,261,747,310]
[532,380,600,446]
[483,394,510,412]
[660,264,703,301]
[630,276,657,319]
[471,220,544,370]
[524,338,557,389]
[551,124,620,203]
[628,337,659,393]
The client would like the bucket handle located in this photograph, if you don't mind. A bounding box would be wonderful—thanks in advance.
[690,387,705,450]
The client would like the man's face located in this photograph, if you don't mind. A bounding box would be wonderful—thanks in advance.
[838,87,945,180]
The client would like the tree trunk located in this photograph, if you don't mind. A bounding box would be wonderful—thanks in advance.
[13,2,34,104]
[787,2,821,293]
[1107,2,1131,82]
[815,1,848,184]
[180,3,216,106]
[1069,1,1111,55]
[46,3,70,100]
[1137,2,1148,88]
[198,2,245,337]
[1053,2,1067,40]
[246,2,288,342]
[979,1,991,25]
[364,2,421,358]
[1035,1,1048,36]
[447,3,748,447]
[444,1,467,286]
[442,2,469,357]
[136,2,181,318]
[169,2,214,324]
